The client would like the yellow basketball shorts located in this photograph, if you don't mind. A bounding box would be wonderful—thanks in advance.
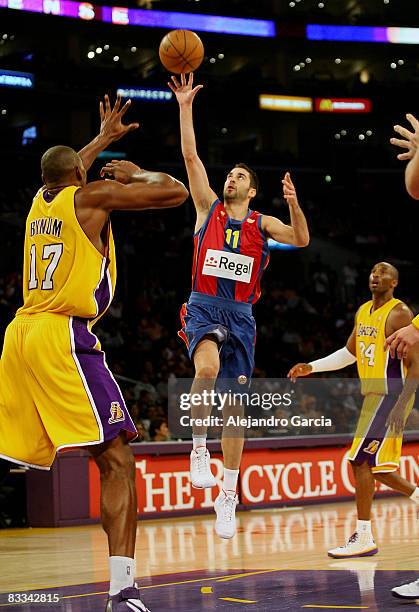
[0,313,137,469]
[348,393,414,473]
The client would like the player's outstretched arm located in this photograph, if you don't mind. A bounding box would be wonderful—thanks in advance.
[386,343,419,435]
[79,160,188,211]
[385,318,419,359]
[390,113,419,199]
[78,94,139,172]
[262,172,309,247]
[384,302,416,359]
[287,325,357,381]
[168,73,217,225]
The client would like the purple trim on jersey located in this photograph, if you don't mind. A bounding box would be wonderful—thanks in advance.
[386,354,403,378]
[192,199,220,291]
[42,190,55,203]
[71,317,137,442]
[386,353,404,394]
[350,395,394,467]
[94,260,111,317]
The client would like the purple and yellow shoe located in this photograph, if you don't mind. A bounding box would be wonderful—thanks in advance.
[105,586,151,611]
[328,531,378,559]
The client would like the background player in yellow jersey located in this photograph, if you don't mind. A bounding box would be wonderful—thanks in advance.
[288,261,419,558]
[0,95,188,612]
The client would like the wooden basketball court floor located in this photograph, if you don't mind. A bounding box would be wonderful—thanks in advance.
[0,497,417,611]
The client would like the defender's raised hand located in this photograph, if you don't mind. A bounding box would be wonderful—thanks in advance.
[168,72,203,106]
[390,113,419,161]
[99,94,139,143]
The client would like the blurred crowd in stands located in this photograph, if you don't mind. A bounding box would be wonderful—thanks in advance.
[1,166,418,441]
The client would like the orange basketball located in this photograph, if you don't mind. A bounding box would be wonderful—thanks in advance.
[159,29,204,74]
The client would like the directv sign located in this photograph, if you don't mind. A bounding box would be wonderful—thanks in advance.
[0,69,34,89]
[117,87,172,101]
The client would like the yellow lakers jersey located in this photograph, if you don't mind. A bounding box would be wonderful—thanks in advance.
[17,185,116,322]
[356,297,406,395]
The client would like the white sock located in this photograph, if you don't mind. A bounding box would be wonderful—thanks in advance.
[356,519,372,537]
[409,486,419,503]
[193,436,207,450]
[223,468,239,493]
[109,556,135,596]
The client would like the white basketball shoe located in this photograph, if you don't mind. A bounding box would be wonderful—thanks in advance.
[392,578,419,599]
[190,447,216,489]
[214,489,238,539]
[328,531,378,558]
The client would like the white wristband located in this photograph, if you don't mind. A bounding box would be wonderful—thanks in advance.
[309,346,356,373]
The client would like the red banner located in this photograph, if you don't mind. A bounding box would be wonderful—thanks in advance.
[315,97,372,113]
[88,442,419,518]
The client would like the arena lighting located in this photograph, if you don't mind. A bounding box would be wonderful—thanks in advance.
[315,98,372,113]
[268,239,299,250]
[0,0,275,37]
[117,87,172,101]
[259,94,313,112]
[22,125,37,145]
[307,24,419,44]
[0,68,33,88]
[97,151,126,159]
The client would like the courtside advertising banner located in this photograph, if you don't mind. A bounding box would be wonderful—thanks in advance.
[88,442,419,518]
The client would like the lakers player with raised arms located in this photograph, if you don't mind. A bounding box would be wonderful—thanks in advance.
[288,262,419,558]
[0,95,188,612]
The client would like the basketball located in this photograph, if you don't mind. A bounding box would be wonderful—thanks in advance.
[159,29,204,74]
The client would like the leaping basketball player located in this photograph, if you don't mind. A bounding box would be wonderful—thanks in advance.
[288,261,419,559]
[0,95,188,611]
[169,73,309,539]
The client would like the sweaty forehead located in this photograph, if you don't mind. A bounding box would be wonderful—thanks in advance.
[228,168,249,178]
[371,263,394,275]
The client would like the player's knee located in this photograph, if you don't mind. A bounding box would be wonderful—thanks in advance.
[195,364,219,379]
[222,402,244,419]
[96,443,135,481]
[351,460,370,475]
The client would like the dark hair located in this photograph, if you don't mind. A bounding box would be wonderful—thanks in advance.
[149,418,167,439]
[41,145,81,184]
[234,163,259,193]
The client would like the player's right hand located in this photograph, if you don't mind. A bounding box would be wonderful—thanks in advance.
[100,160,142,184]
[99,94,139,143]
[390,113,419,161]
[287,363,312,382]
[168,72,203,106]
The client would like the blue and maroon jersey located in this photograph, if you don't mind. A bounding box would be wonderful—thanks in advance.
[191,199,270,304]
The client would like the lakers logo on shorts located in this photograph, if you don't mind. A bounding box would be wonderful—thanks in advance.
[108,401,125,424]
[363,440,380,455]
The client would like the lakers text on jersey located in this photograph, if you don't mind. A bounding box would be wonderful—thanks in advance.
[349,297,414,473]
